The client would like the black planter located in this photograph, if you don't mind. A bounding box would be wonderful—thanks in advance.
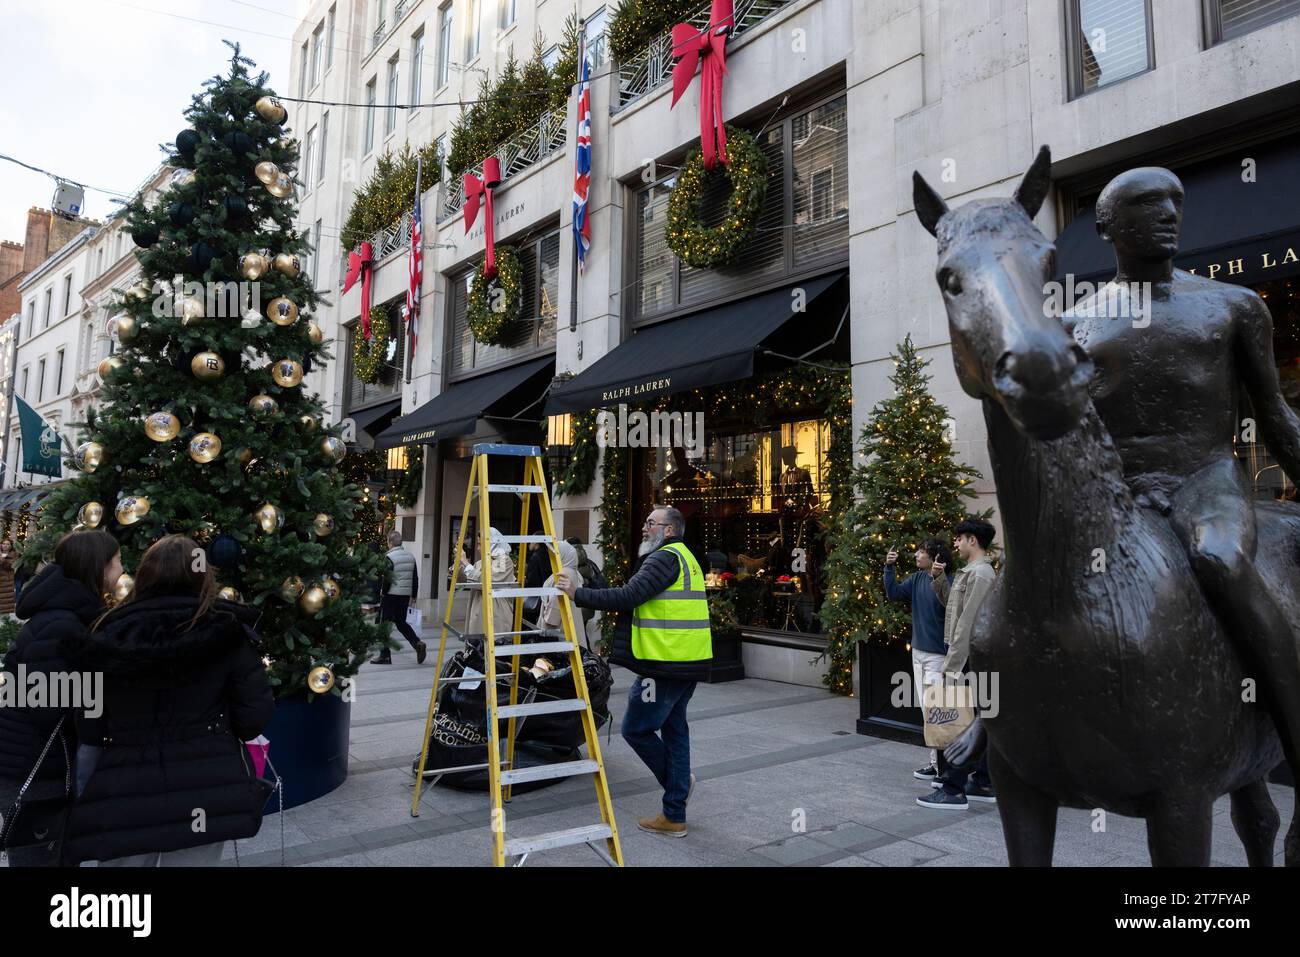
[855,639,923,743]
[261,693,352,812]
[706,629,745,683]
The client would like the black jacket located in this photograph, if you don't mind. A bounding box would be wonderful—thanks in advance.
[0,564,102,797]
[59,594,275,864]
[574,538,709,682]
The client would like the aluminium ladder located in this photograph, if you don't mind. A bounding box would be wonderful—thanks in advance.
[410,443,623,867]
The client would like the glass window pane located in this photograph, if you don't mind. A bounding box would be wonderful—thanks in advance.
[634,183,674,317]
[1076,0,1150,93]
[1218,0,1300,39]
[791,95,848,267]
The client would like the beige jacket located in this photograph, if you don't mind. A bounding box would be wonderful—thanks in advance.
[931,554,996,675]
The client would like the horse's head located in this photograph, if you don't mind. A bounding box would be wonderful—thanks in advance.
[913,146,1092,441]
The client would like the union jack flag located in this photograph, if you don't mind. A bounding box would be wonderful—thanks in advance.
[572,28,592,273]
[406,172,423,360]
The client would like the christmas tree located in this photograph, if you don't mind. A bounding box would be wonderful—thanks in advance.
[819,335,987,693]
[26,44,388,699]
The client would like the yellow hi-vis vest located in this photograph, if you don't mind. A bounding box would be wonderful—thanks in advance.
[631,541,713,665]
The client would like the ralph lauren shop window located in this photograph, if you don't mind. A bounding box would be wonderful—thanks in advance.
[446,228,560,376]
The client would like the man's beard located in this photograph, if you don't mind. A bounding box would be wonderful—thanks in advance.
[638,527,666,556]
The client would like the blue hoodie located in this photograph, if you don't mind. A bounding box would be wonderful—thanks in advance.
[884,565,951,655]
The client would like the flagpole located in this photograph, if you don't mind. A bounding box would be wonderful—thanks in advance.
[407,156,422,386]
[569,19,585,334]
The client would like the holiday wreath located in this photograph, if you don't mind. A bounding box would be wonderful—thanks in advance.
[353,306,389,384]
[666,126,768,269]
[467,246,523,345]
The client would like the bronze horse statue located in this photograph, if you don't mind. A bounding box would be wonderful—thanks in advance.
[913,147,1298,866]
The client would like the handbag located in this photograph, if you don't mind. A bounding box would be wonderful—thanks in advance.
[922,680,977,749]
[1,716,70,860]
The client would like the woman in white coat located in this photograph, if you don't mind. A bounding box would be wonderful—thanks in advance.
[457,527,518,638]
[538,541,585,634]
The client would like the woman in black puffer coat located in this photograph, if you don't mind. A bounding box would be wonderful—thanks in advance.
[0,531,121,866]
[61,534,275,866]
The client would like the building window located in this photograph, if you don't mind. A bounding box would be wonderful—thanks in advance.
[410,28,424,106]
[55,348,64,396]
[364,77,377,153]
[630,92,848,322]
[447,228,560,375]
[96,247,103,277]
[299,41,309,97]
[318,111,329,184]
[313,220,323,288]
[303,126,317,193]
[435,3,453,89]
[466,0,481,61]
[1067,0,1153,97]
[36,358,45,403]
[344,306,406,410]
[62,272,73,316]
[24,301,33,339]
[326,5,336,69]
[42,289,52,329]
[82,322,93,372]
[498,0,516,30]
[19,367,27,400]
[434,133,448,180]
[1206,0,1300,42]
[585,6,608,66]
[386,54,400,135]
[311,22,324,88]
[542,44,560,70]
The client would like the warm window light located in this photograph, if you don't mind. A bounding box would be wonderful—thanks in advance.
[547,412,573,477]
[386,445,408,472]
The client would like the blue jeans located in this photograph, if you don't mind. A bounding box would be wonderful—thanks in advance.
[621,676,696,823]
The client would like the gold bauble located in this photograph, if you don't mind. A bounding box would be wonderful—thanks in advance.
[113,573,134,602]
[239,251,269,281]
[115,496,148,525]
[193,520,217,543]
[77,501,104,528]
[125,280,152,302]
[218,586,242,602]
[248,394,278,415]
[188,432,222,463]
[312,513,335,537]
[320,436,346,462]
[255,502,284,533]
[271,358,303,388]
[266,297,299,326]
[299,585,327,615]
[322,578,341,601]
[254,96,287,124]
[144,411,181,442]
[98,356,125,379]
[254,160,280,184]
[114,315,140,343]
[272,253,301,278]
[178,296,205,326]
[299,414,319,432]
[191,351,226,382]
[236,447,253,466]
[306,322,324,345]
[280,575,305,602]
[266,174,293,199]
[307,665,335,694]
[75,441,105,472]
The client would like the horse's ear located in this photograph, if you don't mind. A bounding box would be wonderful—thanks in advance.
[1014,145,1052,219]
[912,171,948,237]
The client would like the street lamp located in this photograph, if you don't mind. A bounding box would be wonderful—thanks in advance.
[386,444,409,480]
[547,412,573,478]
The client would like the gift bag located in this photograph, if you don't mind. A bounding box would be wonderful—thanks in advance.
[406,605,423,634]
[922,680,976,749]
[245,735,271,778]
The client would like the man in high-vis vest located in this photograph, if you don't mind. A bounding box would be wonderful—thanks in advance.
[555,506,711,837]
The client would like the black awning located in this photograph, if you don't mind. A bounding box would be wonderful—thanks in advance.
[346,398,402,440]
[545,272,847,414]
[375,355,554,449]
[1056,133,1300,286]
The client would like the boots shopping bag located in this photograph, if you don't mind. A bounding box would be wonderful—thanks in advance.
[922,680,976,749]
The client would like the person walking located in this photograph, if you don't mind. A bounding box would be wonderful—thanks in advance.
[884,538,953,783]
[917,518,998,811]
[0,539,18,616]
[0,531,121,866]
[371,530,427,665]
[60,534,275,866]
[555,506,711,838]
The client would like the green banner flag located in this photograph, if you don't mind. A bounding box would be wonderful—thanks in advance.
[15,395,63,478]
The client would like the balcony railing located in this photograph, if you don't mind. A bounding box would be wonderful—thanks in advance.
[338,210,413,289]
[615,0,791,111]
[371,21,386,51]
[439,109,568,220]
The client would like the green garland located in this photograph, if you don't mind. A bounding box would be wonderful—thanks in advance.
[608,0,702,65]
[354,306,389,384]
[596,443,631,654]
[554,409,599,498]
[392,444,423,508]
[467,246,523,346]
[340,142,440,253]
[666,126,768,269]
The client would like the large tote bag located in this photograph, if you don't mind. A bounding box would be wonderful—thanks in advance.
[922,680,976,749]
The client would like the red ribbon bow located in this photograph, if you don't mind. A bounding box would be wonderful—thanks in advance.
[463,156,503,279]
[671,0,734,170]
[343,241,375,337]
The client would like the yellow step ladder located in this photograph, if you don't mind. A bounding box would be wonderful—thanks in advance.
[410,443,623,867]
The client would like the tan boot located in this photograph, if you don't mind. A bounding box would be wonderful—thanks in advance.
[638,813,688,838]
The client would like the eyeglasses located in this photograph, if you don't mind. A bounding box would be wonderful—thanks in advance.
[643,519,672,529]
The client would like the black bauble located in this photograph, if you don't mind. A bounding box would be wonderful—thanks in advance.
[131,225,159,249]
[168,202,196,227]
[189,242,217,275]
[223,130,254,155]
[207,533,245,571]
[175,129,200,156]
[223,195,249,222]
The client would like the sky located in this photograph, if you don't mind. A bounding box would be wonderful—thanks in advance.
[0,0,311,245]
